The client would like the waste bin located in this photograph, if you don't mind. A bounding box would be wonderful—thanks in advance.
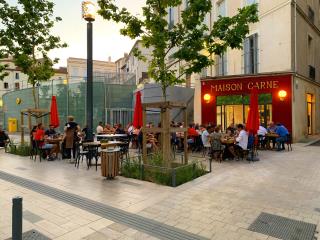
[8,118,17,132]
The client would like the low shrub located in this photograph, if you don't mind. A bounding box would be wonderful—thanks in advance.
[120,152,208,187]
[8,143,32,156]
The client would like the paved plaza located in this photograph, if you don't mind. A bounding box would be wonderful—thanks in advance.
[0,142,320,240]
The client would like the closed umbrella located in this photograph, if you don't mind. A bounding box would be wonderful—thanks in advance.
[246,88,260,134]
[133,91,143,128]
[50,96,60,128]
[246,88,259,161]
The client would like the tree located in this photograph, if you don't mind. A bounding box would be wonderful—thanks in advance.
[0,0,67,108]
[98,0,258,100]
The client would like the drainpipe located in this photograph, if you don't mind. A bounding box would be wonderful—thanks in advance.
[294,0,297,74]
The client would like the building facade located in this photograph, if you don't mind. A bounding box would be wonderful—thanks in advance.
[194,0,320,141]
[67,57,116,82]
[0,56,68,98]
[116,40,152,87]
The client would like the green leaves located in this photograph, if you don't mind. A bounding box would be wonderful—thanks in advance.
[98,0,258,99]
[0,0,67,107]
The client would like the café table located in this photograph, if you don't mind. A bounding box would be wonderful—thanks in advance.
[100,148,121,179]
[100,141,125,149]
[96,134,128,141]
[221,137,235,160]
[46,137,63,158]
[265,133,279,150]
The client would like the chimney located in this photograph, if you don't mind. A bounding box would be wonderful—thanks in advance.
[108,56,111,62]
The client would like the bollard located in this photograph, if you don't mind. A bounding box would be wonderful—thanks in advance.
[172,169,176,187]
[12,197,23,240]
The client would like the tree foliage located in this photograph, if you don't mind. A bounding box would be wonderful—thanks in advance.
[98,0,258,99]
[0,0,67,108]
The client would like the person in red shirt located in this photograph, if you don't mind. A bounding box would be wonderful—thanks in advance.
[34,123,56,160]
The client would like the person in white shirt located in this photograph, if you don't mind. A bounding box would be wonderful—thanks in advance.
[235,124,248,151]
[96,122,104,135]
[201,126,211,148]
[257,125,267,136]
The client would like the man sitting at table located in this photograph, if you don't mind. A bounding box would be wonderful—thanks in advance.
[96,122,104,135]
[45,124,57,137]
[257,125,268,148]
[234,124,248,158]
[104,124,115,134]
[275,123,289,151]
[115,124,126,134]
[34,123,57,160]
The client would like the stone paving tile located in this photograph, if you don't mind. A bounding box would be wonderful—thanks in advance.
[0,143,320,239]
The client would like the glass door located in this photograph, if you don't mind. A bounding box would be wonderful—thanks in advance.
[307,94,313,135]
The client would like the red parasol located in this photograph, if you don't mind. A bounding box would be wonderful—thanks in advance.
[50,96,60,128]
[246,88,260,134]
[133,91,143,128]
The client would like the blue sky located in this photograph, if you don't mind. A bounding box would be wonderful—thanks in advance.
[8,0,145,67]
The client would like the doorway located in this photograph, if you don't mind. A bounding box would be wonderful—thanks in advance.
[307,93,313,135]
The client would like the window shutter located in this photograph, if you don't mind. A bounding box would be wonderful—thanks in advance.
[244,38,250,74]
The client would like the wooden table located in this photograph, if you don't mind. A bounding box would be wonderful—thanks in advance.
[101,148,121,179]
[47,138,63,155]
[96,134,128,141]
[265,133,279,149]
[100,141,124,149]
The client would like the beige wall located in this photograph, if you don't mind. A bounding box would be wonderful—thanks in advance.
[295,5,320,82]
[292,75,320,141]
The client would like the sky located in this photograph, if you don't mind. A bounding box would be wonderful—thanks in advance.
[8,0,145,67]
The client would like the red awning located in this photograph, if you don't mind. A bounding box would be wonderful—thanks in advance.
[50,96,60,128]
[133,91,143,128]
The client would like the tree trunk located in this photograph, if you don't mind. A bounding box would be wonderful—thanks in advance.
[162,86,167,102]
[32,85,38,109]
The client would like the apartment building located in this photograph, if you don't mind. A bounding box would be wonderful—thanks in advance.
[0,56,68,98]
[195,0,320,141]
[115,40,151,86]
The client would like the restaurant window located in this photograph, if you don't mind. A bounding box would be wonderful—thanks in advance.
[217,54,227,76]
[216,94,272,131]
[168,7,174,29]
[4,82,8,89]
[244,33,259,74]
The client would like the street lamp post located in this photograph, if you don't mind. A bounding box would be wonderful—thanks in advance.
[82,1,95,141]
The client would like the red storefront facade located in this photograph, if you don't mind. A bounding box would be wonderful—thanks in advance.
[201,74,293,133]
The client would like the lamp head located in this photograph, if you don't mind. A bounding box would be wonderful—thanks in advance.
[82,1,96,22]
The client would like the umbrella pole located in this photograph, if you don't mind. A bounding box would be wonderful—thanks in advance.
[247,134,259,162]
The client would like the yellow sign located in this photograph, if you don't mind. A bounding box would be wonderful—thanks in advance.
[16,98,22,105]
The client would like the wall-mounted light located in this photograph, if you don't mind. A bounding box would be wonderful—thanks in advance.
[63,79,68,85]
[278,90,287,101]
[203,93,212,103]
[0,99,3,108]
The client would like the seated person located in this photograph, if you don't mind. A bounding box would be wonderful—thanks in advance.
[0,127,9,147]
[234,124,248,158]
[96,122,104,135]
[34,123,57,160]
[45,124,57,137]
[115,124,126,134]
[257,125,268,148]
[201,126,212,148]
[187,124,200,150]
[104,124,115,134]
[275,123,289,151]
[210,126,224,160]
